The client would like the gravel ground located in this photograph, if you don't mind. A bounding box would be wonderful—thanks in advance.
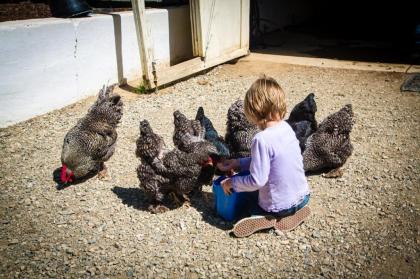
[0,60,419,278]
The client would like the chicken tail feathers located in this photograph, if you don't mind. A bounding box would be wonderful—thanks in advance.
[89,84,123,126]
[195,106,205,121]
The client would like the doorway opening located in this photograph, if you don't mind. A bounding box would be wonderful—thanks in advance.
[250,0,419,64]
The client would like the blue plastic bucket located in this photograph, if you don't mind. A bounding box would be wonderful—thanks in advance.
[212,171,251,221]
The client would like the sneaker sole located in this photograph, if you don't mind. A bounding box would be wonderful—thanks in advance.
[275,206,311,231]
[233,216,277,238]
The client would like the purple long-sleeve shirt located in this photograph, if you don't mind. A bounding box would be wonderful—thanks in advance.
[231,120,310,212]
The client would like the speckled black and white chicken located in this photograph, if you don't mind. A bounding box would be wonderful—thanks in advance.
[303,104,354,178]
[172,109,218,185]
[173,110,206,153]
[60,85,123,183]
[225,99,259,158]
[136,120,217,213]
[286,93,318,152]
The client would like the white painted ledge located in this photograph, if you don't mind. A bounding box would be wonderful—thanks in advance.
[0,7,190,127]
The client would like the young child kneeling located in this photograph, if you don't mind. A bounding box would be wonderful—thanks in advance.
[217,76,311,237]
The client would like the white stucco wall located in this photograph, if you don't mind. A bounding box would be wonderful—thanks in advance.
[0,8,189,128]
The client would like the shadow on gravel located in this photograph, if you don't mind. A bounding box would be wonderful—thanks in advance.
[52,167,98,190]
[190,190,234,231]
[111,185,233,230]
[112,186,193,212]
[111,186,150,211]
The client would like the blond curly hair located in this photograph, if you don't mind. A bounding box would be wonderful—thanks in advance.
[244,75,287,125]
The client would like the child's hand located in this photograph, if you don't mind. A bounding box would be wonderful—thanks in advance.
[221,178,233,195]
[217,159,239,172]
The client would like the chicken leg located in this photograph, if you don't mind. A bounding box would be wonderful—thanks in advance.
[97,162,110,180]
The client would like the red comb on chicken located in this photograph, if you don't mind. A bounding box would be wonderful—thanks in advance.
[202,156,213,167]
[60,164,75,183]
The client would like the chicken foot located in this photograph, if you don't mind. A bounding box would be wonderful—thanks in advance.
[170,192,191,208]
[97,162,111,181]
[322,168,344,178]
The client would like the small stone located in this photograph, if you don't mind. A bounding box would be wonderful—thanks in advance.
[127,269,134,277]
[274,229,284,237]
[312,244,321,252]
[87,267,95,275]
[320,266,330,275]
[97,224,106,232]
[311,231,321,238]
[66,248,75,256]
[344,263,353,270]
[322,258,332,266]
[136,234,143,241]
[197,80,209,86]
[394,245,403,250]
[9,239,19,245]
[59,211,74,216]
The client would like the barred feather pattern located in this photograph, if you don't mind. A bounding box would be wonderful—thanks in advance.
[172,109,219,185]
[173,110,206,153]
[61,85,123,179]
[225,100,259,158]
[136,120,216,208]
[303,104,354,172]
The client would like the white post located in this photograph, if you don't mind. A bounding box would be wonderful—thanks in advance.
[131,0,156,89]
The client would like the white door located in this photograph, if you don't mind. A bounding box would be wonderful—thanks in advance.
[190,0,249,60]
[132,0,249,89]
